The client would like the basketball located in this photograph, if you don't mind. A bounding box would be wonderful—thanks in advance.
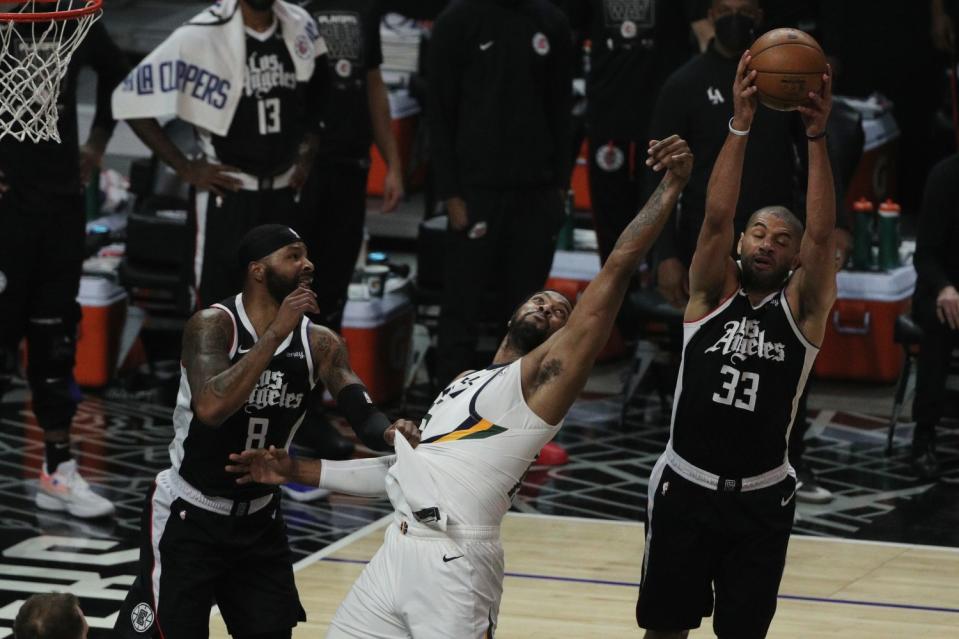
[748,28,827,111]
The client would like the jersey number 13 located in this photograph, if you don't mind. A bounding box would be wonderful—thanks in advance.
[257,98,281,135]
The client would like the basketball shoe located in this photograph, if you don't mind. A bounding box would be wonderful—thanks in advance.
[35,460,115,519]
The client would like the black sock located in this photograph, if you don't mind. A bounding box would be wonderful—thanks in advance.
[44,441,71,471]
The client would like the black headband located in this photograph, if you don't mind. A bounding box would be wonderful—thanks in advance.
[237,224,303,268]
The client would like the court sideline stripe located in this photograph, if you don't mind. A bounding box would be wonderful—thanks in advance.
[318,557,959,616]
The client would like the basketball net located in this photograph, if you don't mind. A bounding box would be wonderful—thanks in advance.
[0,1,102,143]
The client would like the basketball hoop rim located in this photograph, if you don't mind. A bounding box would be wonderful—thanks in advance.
[0,0,103,23]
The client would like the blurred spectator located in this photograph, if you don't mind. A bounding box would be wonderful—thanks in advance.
[0,21,127,520]
[430,0,573,386]
[14,593,88,639]
[561,0,702,263]
[911,153,959,480]
[819,0,950,214]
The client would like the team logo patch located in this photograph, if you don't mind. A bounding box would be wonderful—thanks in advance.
[620,20,637,39]
[0,270,6,294]
[335,58,352,78]
[294,34,313,59]
[532,32,550,56]
[595,143,625,172]
[131,603,154,633]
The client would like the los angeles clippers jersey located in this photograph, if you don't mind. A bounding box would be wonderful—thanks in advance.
[386,360,563,527]
[202,22,307,176]
[170,294,315,499]
[670,285,819,478]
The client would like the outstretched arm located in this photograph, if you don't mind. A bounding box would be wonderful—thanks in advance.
[522,137,693,425]
[309,326,421,450]
[789,67,838,344]
[686,50,758,320]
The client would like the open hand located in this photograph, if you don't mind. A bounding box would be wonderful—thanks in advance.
[178,159,243,197]
[733,50,759,131]
[384,419,421,448]
[797,65,833,139]
[226,446,294,485]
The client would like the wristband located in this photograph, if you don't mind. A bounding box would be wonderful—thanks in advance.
[336,384,391,451]
[806,130,827,141]
[728,117,750,137]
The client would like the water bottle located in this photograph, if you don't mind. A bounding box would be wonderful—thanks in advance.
[877,199,901,270]
[556,189,575,251]
[852,197,874,271]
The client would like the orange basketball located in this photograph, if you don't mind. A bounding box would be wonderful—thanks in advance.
[748,28,827,111]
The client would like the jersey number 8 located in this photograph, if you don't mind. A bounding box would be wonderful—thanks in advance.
[711,365,759,412]
[246,417,270,449]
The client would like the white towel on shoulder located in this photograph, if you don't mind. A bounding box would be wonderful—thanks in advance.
[111,0,326,136]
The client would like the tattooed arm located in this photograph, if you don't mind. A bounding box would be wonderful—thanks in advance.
[308,324,363,395]
[521,136,693,425]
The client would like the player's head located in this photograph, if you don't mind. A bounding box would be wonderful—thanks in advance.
[238,225,314,304]
[241,0,276,12]
[14,592,88,639]
[738,206,803,292]
[505,290,573,354]
[709,0,762,54]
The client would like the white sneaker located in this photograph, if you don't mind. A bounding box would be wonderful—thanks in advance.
[35,460,115,519]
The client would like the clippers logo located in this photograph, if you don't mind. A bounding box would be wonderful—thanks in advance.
[532,32,550,56]
[244,51,297,98]
[704,317,786,364]
[246,370,304,412]
[131,603,154,633]
[335,58,352,78]
[707,86,725,105]
[620,20,637,39]
[294,34,314,59]
[595,143,625,172]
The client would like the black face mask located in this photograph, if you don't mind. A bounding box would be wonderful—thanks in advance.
[245,0,276,11]
[714,13,757,54]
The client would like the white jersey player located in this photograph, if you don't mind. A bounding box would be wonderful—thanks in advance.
[227,135,695,637]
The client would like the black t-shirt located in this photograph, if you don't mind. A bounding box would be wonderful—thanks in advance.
[0,21,128,200]
[671,285,819,477]
[647,42,801,265]
[562,0,700,141]
[208,23,311,176]
[174,294,315,500]
[303,0,384,163]
[914,154,959,307]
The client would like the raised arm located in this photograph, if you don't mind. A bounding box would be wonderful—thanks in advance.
[686,51,758,319]
[308,325,421,451]
[788,67,838,344]
[185,287,319,427]
[522,137,693,425]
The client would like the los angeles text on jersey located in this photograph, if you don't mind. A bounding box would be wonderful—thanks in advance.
[705,317,786,363]
[246,369,305,412]
[121,61,230,108]
[245,51,298,97]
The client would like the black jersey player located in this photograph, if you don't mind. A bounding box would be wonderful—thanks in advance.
[115,225,419,638]
[636,54,839,639]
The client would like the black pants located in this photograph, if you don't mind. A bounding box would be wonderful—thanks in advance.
[194,187,298,307]
[0,187,84,432]
[436,186,564,386]
[587,138,644,263]
[913,296,959,440]
[295,161,369,331]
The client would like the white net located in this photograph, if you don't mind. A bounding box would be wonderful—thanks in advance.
[0,1,102,143]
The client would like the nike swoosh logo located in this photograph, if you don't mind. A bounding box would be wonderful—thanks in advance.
[479,41,494,51]
[442,554,463,563]
[238,346,252,354]
[781,487,797,506]
[448,388,467,399]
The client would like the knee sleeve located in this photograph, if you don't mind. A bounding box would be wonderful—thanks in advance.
[26,317,79,431]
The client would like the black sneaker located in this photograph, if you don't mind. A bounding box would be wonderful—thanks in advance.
[795,464,833,504]
[911,436,941,481]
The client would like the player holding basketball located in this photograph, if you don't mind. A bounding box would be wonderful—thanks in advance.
[636,54,837,638]
[228,135,693,637]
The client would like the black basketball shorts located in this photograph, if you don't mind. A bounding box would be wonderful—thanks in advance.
[636,456,797,639]
[115,477,305,638]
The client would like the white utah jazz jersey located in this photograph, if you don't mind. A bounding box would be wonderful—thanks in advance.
[386,360,563,527]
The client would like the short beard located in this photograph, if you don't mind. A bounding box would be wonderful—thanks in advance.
[264,266,299,304]
[506,315,549,355]
[741,257,790,293]
[245,0,276,11]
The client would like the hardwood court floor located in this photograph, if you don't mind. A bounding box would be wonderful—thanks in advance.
[211,513,959,638]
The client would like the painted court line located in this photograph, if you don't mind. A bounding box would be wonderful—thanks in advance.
[319,557,959,616]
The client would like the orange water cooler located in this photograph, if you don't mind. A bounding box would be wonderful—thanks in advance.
[74,276,128,387]
[341,291,414,404]
[814,265,916,383]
